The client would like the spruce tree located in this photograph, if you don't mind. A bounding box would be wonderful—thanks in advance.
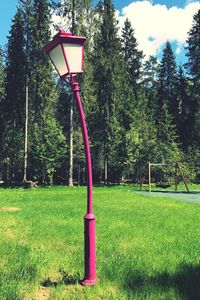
[0,48,5,180]
[185,9,200,84]
[92,0,124,183]
[4,8,26,180]
[28,0,66,183]
[185,9,200,145]
[156,42,181,168]
[121,18,143,93]
[5,8,25,128]
[176,65,192,150]
[29,0,55,119]
[142,55,160,113]
[157,41,178,123]
[18,0,32,182]
[0,48,5,102]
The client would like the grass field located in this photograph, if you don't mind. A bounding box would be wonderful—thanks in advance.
[0,185,200,299]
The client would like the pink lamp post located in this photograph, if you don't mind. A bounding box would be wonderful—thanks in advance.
[43,30,96,286]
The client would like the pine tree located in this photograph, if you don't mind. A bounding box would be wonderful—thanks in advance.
[31,116,66,185]
[0,48,5,102]
[142,55,160,112]
[29,0,55,119]
[125,94,158,182]
[176,65,192,150]
[4,8,26,180]
[18,0,32,182]
[185,9,200,145]
[157,41,178,123]
[0,48,5,180]
[121,18,143,93]
[156,102,181,170]
[155,42,181,168]
[92,0,124,183]
[5,8,25,128]
[185,9,200,84]
[28,0,66,183]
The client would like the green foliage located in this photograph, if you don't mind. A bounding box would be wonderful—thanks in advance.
[185,9,200,145]
[121,18,143,92]
[2,8,26,180]
[185,146,200,182]
[142,55,160,112]
[0,48,5,164]
[30,117,66,184]
[92,0,125,182]
[186,9,200,82]
[0,48,5,102]
[125,95,158,178]
[5,8,25,128]
[1,1,200,184]
[157,41,178,123]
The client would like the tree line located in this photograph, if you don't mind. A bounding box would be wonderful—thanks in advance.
[0,0,200,185]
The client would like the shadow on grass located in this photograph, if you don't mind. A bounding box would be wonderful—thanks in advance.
[138,190,200,195]
[152,190,200,195]
[41,269,81,288]
[124,263,200,299]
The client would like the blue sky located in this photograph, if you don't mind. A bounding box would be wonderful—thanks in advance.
[0,0,18,46]
[0,0,200,64]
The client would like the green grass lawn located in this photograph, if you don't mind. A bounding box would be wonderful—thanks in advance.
[0,185,200,299]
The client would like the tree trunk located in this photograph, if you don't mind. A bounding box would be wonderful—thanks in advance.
[6,158,10,183]
[104,156,108,185]
[68,96,74,186]
[23,84,28,182]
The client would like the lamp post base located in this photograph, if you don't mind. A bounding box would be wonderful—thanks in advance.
[82,213,96,286]
[81,278,96,286]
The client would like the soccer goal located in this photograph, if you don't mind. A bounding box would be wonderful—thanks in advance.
[140,162,189,192]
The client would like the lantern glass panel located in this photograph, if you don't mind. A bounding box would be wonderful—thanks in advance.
[63,43,83,74]
[49,44,68,76]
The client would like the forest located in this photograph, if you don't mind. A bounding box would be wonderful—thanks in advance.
[0,0,200,186]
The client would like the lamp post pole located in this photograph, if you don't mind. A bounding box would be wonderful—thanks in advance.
[43,30,96,286]
[64,79,96,286]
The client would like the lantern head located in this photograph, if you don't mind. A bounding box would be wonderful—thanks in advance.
[43,30,86,78]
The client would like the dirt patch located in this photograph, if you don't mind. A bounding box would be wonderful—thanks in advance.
[0,207,21,212]
[36,287,50,300]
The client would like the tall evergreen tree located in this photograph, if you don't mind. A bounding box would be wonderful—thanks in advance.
[29,0,55,119]
[0,48,5,102]
[0,48,5,180]
[156,43,181,168]
[18,0,32,182]
[4,8,26,180]
[28,0,66,183]
[5,8,25,128]
[185,9,200,84]
[142,55,160,113]
[157,41,178,124]
[92,0,124,183]
[185,9,200,144]
[121,18,143,93]
[176,65,192,150]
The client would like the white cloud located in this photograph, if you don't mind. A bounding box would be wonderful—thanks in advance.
[117,1,200,58]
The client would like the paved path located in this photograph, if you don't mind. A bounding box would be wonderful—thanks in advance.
[135,190,200,204]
